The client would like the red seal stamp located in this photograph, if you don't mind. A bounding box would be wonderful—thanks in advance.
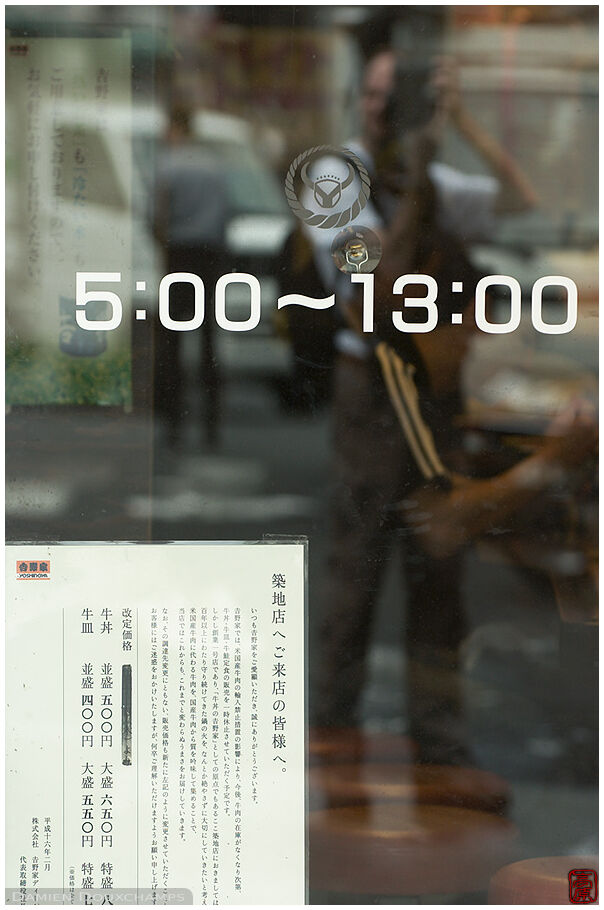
[569,869,598,904]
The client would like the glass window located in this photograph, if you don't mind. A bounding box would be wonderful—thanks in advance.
[6,5,598,905]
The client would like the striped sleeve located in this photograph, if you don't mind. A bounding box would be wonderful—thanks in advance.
[375,341,451,484]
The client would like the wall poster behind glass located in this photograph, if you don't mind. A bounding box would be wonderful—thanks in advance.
[6,37,134,407]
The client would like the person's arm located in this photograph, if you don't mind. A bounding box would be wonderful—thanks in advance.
[451,106,539,213]
[399,408,597,559]
[375,341,597,559]
[345,132,437,334]
[432,56,538,214]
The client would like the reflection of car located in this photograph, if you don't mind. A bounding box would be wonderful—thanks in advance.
[439,45,599,428]
[462,240,597,430]
[463,240,598,432]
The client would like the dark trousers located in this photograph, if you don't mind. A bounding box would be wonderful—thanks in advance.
[153,245,223,447]
[314,355,468,762]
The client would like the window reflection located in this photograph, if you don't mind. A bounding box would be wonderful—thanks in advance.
[6,5,598,905]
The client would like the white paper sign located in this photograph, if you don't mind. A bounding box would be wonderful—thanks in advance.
[6,542,306,905]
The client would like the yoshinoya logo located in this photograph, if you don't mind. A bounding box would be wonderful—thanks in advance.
[285,145,371,229]
[16,559,51,579]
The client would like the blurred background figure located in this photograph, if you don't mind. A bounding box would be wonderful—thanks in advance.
[152,104,229,449]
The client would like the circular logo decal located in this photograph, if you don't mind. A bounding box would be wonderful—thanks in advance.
[284,145,371,229]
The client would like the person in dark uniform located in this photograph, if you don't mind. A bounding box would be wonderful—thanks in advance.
[152,105,229,449]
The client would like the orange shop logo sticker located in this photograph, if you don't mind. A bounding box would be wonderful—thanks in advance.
[16,560,51,579]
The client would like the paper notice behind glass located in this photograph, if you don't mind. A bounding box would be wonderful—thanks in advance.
[6,543,306,904]
[5,38,133,406]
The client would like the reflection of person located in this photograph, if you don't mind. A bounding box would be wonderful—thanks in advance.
[313,49,539,763]
[152,106,229,448]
